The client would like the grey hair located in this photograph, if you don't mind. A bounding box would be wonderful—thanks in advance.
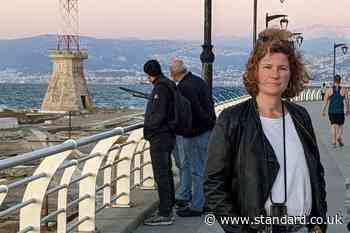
[170,59,188,76]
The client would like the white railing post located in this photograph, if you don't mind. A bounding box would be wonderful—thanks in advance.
[57,160,78,233]
[19,150,73,233]
[0,185,8,206]
[317,89,322,101]
[78,135,120,233]
[133,140,147,187]
[114,128,143,207]
[140,141,155,190]
[103,136,122,207]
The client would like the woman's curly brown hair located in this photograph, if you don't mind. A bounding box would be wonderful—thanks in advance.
[243,28,311,98]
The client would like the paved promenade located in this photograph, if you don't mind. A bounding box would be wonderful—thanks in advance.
[96,101,350,233]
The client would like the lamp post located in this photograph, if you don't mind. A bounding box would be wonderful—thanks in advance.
[253,0,286,47]
[333,43,348,79]
[200,0,215,97]
[266,13,288,29]
[253,0,258,47]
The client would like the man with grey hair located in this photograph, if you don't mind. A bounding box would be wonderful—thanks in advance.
[170,59,191,210]
[171,59,188,77]
[170,59,216,217]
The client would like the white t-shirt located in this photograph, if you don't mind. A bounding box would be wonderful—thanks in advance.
[260,113,312,216]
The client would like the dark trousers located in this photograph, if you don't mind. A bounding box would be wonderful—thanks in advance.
[150,146,175,216]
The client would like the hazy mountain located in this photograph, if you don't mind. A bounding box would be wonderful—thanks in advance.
[0,33,349,76]
[0,35,250,75]
[0,35,55,73]
[295,24,350,39]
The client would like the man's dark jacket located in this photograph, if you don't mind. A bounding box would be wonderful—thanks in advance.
[143,75,176,151]
[204,98,327,233]
[177,72,216,137]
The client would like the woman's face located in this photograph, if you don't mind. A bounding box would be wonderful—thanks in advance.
[257,52,291,98]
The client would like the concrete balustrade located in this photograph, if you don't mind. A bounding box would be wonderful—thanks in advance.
[0,87,323,233]
[291,87,322,102]
[0,124,145,233]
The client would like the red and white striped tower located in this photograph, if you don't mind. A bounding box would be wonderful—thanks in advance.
[41,0,94,112]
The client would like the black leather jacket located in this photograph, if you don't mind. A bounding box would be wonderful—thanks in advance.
[204,98,327,233]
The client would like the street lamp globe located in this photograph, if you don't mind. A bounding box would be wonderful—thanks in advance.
[342,46,348,55]
[333,42,348,79]
[280,17,289,30]
[296,36,303,48]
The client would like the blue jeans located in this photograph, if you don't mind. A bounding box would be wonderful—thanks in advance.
[173,135,192,201]
[183,130,211,210]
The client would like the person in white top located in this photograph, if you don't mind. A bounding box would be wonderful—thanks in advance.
[205,28,326,233]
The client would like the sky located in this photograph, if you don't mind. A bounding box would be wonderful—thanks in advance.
[1,0,350,40]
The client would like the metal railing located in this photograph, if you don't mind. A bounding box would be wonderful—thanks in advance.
[0,87,322,233]
[214,86,323,115]
[0,123,147,233]
[291,86,322,102]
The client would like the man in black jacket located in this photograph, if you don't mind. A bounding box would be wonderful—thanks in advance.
[170,59,216,217]
[143,59,176,226]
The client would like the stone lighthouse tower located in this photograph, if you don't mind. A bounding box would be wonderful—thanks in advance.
[41,0,94,112]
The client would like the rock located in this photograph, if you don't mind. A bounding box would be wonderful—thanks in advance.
[0,166,34,179]
[0,130,25,141]
[0,118,18,129]
[0,221,18,233]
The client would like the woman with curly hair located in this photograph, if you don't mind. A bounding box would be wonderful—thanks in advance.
[204,28,327,233]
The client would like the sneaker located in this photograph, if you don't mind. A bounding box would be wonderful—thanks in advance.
[175,199,189,209]
[332,143,337,148]
[170,210,176,221]
[149,211,175,221]
[176,206,203,217]
[338,138,344,147]
[144,213,173,226]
